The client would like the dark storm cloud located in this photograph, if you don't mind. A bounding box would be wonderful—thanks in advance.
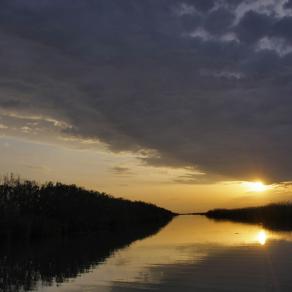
[284,0,292,9]
[204,8,235,35]
[191,0,215,12]
[235,11,273,43]
[272,16,292,41]
[1,0,292,183]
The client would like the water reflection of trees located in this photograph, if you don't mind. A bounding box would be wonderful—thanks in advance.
[0,218,172,292]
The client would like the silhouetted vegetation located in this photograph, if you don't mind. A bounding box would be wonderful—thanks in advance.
[206,203,292,231]
[0,174,175,240]
[0,218,170,292]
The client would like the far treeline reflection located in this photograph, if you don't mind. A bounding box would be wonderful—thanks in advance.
[0,175,175,292]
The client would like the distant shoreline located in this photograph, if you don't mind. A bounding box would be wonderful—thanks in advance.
[179,212,206,216]
[205,203,292,231]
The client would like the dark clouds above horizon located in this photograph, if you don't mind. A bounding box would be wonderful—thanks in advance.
[1,0,292,183]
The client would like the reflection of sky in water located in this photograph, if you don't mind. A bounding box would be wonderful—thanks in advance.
[39,216,292,292]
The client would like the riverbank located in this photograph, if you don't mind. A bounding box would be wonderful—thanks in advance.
[206,203,292,231]
[0,175,175,240]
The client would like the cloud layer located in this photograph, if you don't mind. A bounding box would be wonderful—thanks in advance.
[1,0,292,183]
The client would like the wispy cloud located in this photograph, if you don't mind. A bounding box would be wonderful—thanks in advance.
[111,166,133,176]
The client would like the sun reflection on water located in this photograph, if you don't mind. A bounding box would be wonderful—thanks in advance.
[36,216,292,292]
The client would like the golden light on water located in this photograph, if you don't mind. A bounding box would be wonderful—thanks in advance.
[257,230,267,245]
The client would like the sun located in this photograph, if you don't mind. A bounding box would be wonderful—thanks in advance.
[244,181,269,192]
[249,181,266,192]
[257,230,267,245]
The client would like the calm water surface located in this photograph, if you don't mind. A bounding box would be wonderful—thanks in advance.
[30,216,292,291]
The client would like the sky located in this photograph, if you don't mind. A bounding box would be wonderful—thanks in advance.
[1,0,292,212]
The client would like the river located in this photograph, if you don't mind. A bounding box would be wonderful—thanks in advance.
[5,215,292,291]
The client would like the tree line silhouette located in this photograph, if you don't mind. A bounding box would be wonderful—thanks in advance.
[0,174,175,240]
[206,203,292,231]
